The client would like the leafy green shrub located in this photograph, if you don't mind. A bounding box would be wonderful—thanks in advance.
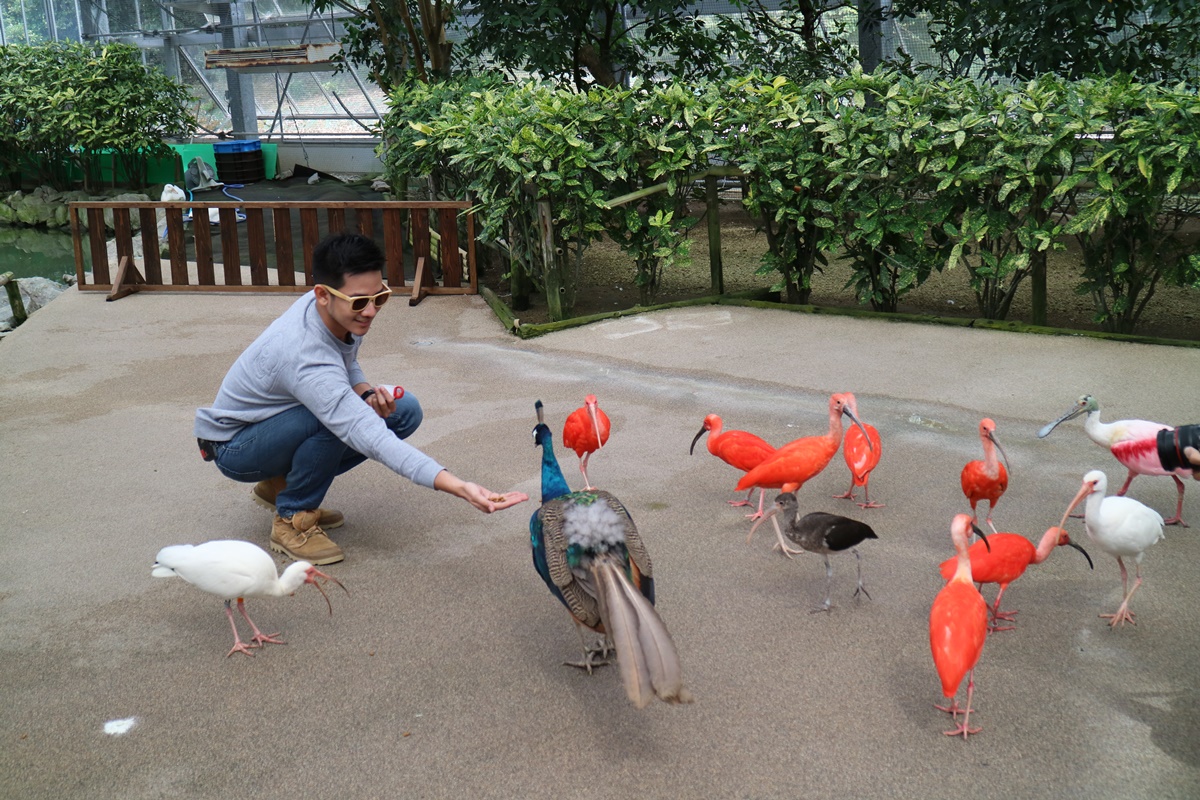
[0,42,196,190]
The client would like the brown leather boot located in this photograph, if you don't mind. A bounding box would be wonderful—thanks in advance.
[270,511,344,565]
[253,477,345,529]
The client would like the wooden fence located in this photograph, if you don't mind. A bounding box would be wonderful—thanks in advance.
[69,199,476,305]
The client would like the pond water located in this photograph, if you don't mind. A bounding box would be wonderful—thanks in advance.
[0,227,80,283]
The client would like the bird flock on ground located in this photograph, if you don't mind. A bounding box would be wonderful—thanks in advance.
[150,390,1187,739]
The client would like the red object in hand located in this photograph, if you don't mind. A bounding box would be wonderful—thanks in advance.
[379,384,404,399]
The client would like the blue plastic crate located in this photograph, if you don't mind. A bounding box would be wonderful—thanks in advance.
[212,139,262,154]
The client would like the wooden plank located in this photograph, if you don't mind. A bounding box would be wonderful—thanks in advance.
[327,207,346,235]
[356,207,374,238]
[382,208,404,287]
[70,206,87,287]
[466,210,477,292]
[113,209,135,276]
[78,284,312,294]
[193,208,215,284]
[246,208,269,285]
[273,208,295,286]
[138,207,162,284]
[87,208,110,285]
[166,208,189,284]
[106,256,146,301]
[437,208,461,288]
[300,208,320,285]
[409,256,429,306]
[411,208,432,288]
[77,199,475,210]
[219,208,242,285]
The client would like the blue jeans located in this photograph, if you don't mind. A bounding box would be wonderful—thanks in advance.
[213,392,423,519]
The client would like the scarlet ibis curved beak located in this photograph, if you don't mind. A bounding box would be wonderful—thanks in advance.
[586,398,604,450]
[304,566,348,615]
[1066,540,1094,570]
[972,523,991,552]
[987,429,1011,473]
[841,406,874,452]
[689,426,707,455]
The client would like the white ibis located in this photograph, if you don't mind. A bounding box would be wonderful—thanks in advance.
[961,418,1010,534]
[749,492,878,613]
[1058,470,1164,629]
[152,540,347,657]
[1039,394,1190,526]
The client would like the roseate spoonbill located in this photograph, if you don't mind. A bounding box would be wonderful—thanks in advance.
[1058,469,1164,629]
[151,540,347,658]
[961,418,1010,533]
[562,394,611,490]
[939,527,1092,632]
[532,401,692,708]
[737,393,872,556]
[1039,394,1190,526]
[749,492,878,613]
[833,393,883,509]
[930,515,991,738]
[690,413,777,519]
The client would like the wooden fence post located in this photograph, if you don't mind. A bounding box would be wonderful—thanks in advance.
[1,272,28,325]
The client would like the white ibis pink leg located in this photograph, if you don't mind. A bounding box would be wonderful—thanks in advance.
[1101,557,1141,628]
[223,599,261,658]
[235,598,285,647]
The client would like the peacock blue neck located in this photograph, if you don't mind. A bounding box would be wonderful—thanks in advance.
[536,424,571,503]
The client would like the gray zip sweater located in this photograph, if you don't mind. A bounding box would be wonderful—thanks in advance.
[193,292,444,488]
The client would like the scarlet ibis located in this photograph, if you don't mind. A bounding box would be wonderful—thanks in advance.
[1058,469,1165,629]
[532,401,691,707]
[961,418,1010,533]
[562,394,611,490]
[151,540,347,658]
[938,527,1093,632]
[737,393,872,556]
[833,393,884,509]
[930,515,991,738]
[1039,394,1191,526]
[749,492,878,613]
[690,413,777,519]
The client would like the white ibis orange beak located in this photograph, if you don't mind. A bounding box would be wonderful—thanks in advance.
[304,566,348,615]
[1057,477,1099,533]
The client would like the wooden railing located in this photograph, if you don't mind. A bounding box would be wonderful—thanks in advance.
[69,199,476,305]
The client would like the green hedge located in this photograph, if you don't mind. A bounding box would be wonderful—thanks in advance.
[380,70,1200,333]
[0,42,196,191]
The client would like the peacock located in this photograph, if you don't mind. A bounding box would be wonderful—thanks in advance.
[529,400,692,708]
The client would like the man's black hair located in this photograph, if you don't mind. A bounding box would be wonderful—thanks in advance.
[312,233,386,289]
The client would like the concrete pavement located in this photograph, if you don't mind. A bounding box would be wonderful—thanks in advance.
[2,288,1198,799]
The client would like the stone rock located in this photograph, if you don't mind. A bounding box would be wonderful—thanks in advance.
[0,276,67,330]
